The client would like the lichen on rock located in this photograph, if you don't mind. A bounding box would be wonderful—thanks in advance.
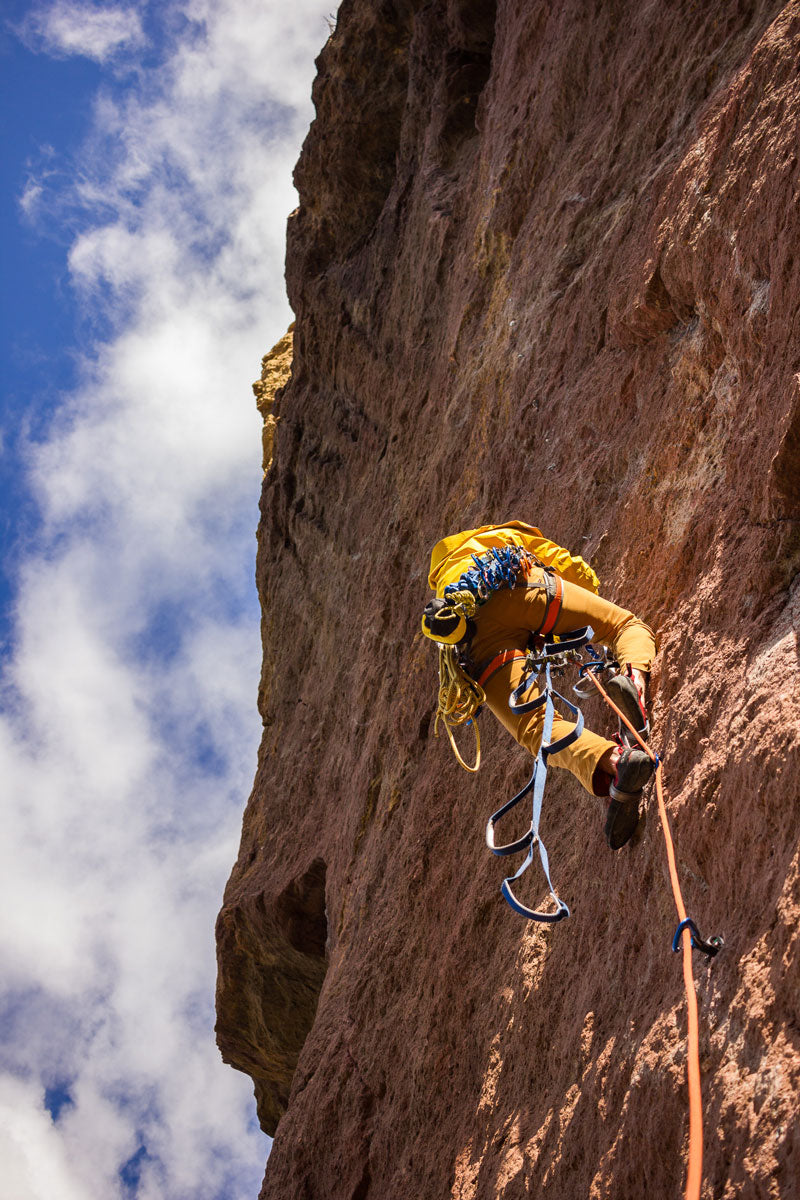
[252,324,293,474]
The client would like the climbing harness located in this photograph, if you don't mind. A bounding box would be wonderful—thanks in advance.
[485,627,593,921]
[477,648,528,690]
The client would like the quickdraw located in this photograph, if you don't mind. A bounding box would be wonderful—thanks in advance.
[672,918,724,958]
[443,544,538,607]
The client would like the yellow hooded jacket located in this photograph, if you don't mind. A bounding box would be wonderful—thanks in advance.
[428,521,599,597]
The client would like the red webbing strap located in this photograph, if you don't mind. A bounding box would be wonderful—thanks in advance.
[538,572,563,636]
[476,648,527,690]
[585,671,705,1200]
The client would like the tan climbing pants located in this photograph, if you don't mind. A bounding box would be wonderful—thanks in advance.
[469,571,656,796]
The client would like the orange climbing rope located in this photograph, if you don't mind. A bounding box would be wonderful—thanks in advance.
[585,671,705,1200]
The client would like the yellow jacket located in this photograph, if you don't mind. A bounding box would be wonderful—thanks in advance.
[428,521,599,597]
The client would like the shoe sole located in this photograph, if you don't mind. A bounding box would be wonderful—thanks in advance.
[605,797,640,850]
[606,675,649,746]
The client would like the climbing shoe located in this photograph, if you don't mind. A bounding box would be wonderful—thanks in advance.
[604,748,654,850]
[606,670,649,747]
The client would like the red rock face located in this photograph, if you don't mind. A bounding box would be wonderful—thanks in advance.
[216,1,800,1196]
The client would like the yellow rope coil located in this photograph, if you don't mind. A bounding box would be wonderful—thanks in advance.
[434,644,485,772]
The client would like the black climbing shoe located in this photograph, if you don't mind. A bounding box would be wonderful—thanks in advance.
[605,748,654,850]
[606,671,649,747]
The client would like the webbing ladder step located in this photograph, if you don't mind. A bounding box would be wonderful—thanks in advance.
[485,627,593,923]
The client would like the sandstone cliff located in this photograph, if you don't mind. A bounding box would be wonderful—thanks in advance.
[216,2,800,1196]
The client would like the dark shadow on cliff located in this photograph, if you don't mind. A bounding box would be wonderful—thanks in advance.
[216,859,329,1136]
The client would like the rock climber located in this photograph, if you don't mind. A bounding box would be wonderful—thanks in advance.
[421,521,656,849]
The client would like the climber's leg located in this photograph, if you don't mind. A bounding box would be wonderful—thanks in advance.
[550,576,656,674]
[480,658,615,796]
[469,572,656,674]
[549,577,655,743]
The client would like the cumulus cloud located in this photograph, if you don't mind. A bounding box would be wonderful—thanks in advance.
[2,1,332,1196]
[22,1,146,62]
[0,1075,88,1200]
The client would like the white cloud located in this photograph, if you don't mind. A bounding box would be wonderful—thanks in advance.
[24,2,146,62]
[0,1076,89,1200]
[19,180,45,219]
[2,1,331,1196]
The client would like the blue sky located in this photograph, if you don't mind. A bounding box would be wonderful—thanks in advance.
[0,3,330,1197]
